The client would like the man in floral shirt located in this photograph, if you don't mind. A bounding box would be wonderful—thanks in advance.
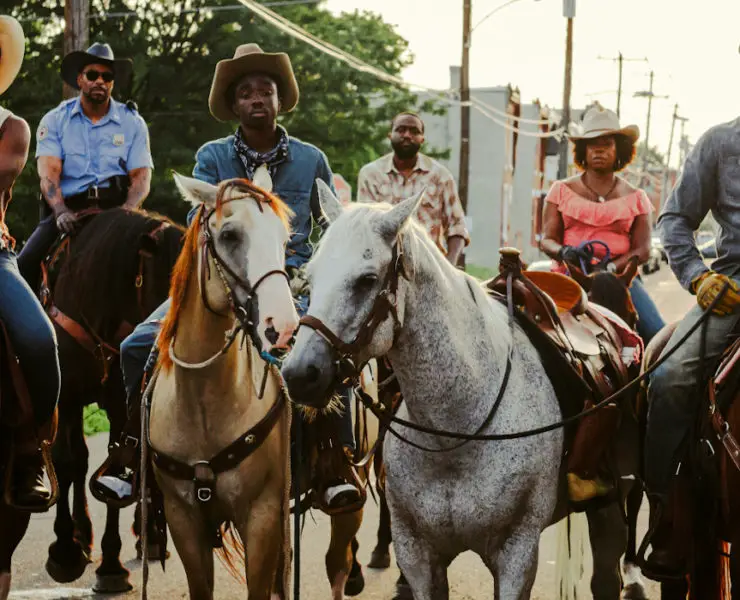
[357,112,470,264]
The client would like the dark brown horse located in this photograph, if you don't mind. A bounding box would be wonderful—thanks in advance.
[40,207,183,593]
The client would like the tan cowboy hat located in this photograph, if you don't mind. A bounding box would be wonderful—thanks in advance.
[208,43,299,122]
[0,16,25,97]
[568,105,640,143]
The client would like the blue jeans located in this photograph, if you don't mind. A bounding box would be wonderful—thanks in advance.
[646,302,740,495]
[629,276,665,345]
[120,295,355,451]
[0,250,60,425]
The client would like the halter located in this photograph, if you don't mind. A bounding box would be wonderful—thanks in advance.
[168,196,289,373]
[299,238,407,378]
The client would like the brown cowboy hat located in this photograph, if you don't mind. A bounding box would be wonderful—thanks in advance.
[208,43,299,122]
[0,16,25,97]
[60,42,133,90]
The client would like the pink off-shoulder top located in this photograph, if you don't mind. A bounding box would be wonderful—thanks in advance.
[545,180,653,270]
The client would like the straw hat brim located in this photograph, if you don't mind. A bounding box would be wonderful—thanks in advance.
[60,51,133,90]
[208,52,299,122]
[569,124,640,143]
[0,16,25,97]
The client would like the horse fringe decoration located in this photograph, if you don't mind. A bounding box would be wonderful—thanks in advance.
[555,512,588,599]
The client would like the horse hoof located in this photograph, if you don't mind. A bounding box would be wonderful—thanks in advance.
[44,552,90,584]
[622,583,647,600]
[93,571,133,594]
[392,582,414,600]
[367,547,391,569]
[344,568,365,596]
[136,543,170,561]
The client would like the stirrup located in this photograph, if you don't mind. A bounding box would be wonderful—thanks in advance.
[89,453,139,508]
[3,440,59,513]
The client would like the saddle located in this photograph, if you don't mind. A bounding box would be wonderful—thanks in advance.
[485,248,630,421]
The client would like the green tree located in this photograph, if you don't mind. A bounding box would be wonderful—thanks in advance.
[3,0,445,241]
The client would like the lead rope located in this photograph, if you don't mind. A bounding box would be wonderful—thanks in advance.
[139,369,158,600]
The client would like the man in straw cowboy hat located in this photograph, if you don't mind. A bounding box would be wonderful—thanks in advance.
[639,100,740,576]
[17,41,153,291]
[0,15,61,511]
[92,43,363,513]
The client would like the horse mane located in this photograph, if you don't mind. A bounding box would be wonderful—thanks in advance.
[56,208,184,333]
[157,179,292,370]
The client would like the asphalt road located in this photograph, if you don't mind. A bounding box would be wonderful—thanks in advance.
[8,262,695,600]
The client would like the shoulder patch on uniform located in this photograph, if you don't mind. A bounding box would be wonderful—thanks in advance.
[37,125,48,141]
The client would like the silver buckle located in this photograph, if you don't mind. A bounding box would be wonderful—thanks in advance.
[196,487,212,502]
[89,186,99,200]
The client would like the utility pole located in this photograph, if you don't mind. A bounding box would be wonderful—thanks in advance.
[458,0,471,268]
[64,0,89,99]
[634,70,668,182]
[557,0,575,180]
[660,103,679,213]
[597,52,648,117]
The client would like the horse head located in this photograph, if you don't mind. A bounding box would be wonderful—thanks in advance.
[283,179,423,408]
[566,256,639,329]
[170,172,298,354]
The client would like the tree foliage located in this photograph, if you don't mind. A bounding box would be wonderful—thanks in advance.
[2,0,445,241]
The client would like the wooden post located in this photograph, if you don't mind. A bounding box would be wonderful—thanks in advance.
[458,0,472,269]
[63,0,89,99]
[556,15,573,179]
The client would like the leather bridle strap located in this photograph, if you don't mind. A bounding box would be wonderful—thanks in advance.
[136,221,171,319]
[298,240,405,374]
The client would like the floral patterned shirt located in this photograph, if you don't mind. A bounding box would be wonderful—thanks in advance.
[357,153,470,254]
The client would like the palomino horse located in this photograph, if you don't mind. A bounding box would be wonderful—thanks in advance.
[43,208,183,592]
[284,183,565,599]
[149,174,299,599]
[369,258,649,600]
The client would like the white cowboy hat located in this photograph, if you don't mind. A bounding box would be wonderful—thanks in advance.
[568,105,640,143]
[0,16,25,97]
[208,43,299,122]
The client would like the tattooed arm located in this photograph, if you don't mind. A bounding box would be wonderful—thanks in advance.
[123,167,151,209]
[37,155,64,212]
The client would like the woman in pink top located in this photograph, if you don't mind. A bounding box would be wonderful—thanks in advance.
[541,106,665,345]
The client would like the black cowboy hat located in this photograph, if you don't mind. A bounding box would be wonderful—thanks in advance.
[60,42,133,90]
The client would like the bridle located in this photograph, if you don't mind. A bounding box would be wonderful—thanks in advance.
[299,238,407,379]
[168,196,290,375]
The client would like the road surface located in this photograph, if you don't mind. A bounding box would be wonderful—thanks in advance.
[8,263,694,599]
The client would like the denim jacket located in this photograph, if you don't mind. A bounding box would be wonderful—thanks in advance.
[658,117,740,290]
[188,133,336,270]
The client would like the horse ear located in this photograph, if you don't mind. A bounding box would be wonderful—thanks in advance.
[566,261,593,291]
[315,178,343,224]
[172,171,218,209]
[378,189,424,241]
[618,256,640,286]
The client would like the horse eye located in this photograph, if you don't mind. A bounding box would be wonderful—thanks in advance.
[219,227,240,244]
[355,274,378,290]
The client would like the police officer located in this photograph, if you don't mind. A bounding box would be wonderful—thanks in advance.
[18,42,153,289]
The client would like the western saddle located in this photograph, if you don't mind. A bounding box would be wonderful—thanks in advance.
[485,247,630,409]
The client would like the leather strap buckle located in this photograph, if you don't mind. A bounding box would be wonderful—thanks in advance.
[88,186,100,200]
[193,461,215,503]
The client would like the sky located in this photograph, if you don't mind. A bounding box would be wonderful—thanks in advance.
[324,0,740,168]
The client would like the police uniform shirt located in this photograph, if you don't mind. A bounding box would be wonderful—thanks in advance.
[35,97,154,198]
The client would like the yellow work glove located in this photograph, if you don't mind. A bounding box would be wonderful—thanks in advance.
[692,271,740,316]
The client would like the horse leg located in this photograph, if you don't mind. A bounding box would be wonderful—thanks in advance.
[91,505,131,593]
[345,536,365,597]
[46,408,91,583]
[325,509,363,600]
[237,496,282,600]
[368,485,392,569]
[164,494,214,600]
[483,525,540,600]
[70,423,92,556]
[586,502,628,600]
[391,517,449,600]
[622,485,648,600]
[0,505,30,600]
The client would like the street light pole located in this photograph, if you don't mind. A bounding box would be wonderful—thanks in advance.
[557,0,575,180]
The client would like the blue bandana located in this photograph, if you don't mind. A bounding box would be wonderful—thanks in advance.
[233,125,290,181]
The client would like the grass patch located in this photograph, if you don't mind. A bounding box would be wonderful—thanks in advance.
[465,263,497,281]
[83,403,110,437]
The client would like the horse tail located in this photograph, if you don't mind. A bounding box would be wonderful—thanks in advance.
[554,512,588,600]
[215,521,246,583]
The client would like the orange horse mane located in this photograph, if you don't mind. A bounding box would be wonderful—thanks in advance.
[157,178,293,370]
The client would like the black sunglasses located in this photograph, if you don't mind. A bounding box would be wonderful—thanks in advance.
[83,69,114,83]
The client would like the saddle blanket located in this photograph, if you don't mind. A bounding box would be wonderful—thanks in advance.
[590,303,643,367]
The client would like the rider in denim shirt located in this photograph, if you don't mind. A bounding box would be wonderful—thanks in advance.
[92,44,362,512]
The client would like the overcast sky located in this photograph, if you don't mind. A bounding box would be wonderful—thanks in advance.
[324,0,740,167]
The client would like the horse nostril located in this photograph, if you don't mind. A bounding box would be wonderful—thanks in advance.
[306,364,320,384]
[265,325,279,345]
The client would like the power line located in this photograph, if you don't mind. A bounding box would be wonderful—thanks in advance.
[236,0,566,138]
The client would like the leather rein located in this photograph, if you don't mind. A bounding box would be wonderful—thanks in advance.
[44,216,173,384]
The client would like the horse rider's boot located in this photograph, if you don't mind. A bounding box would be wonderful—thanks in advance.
[641,492,685,579]
[566,401,621,504]
[8,449,51,511]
